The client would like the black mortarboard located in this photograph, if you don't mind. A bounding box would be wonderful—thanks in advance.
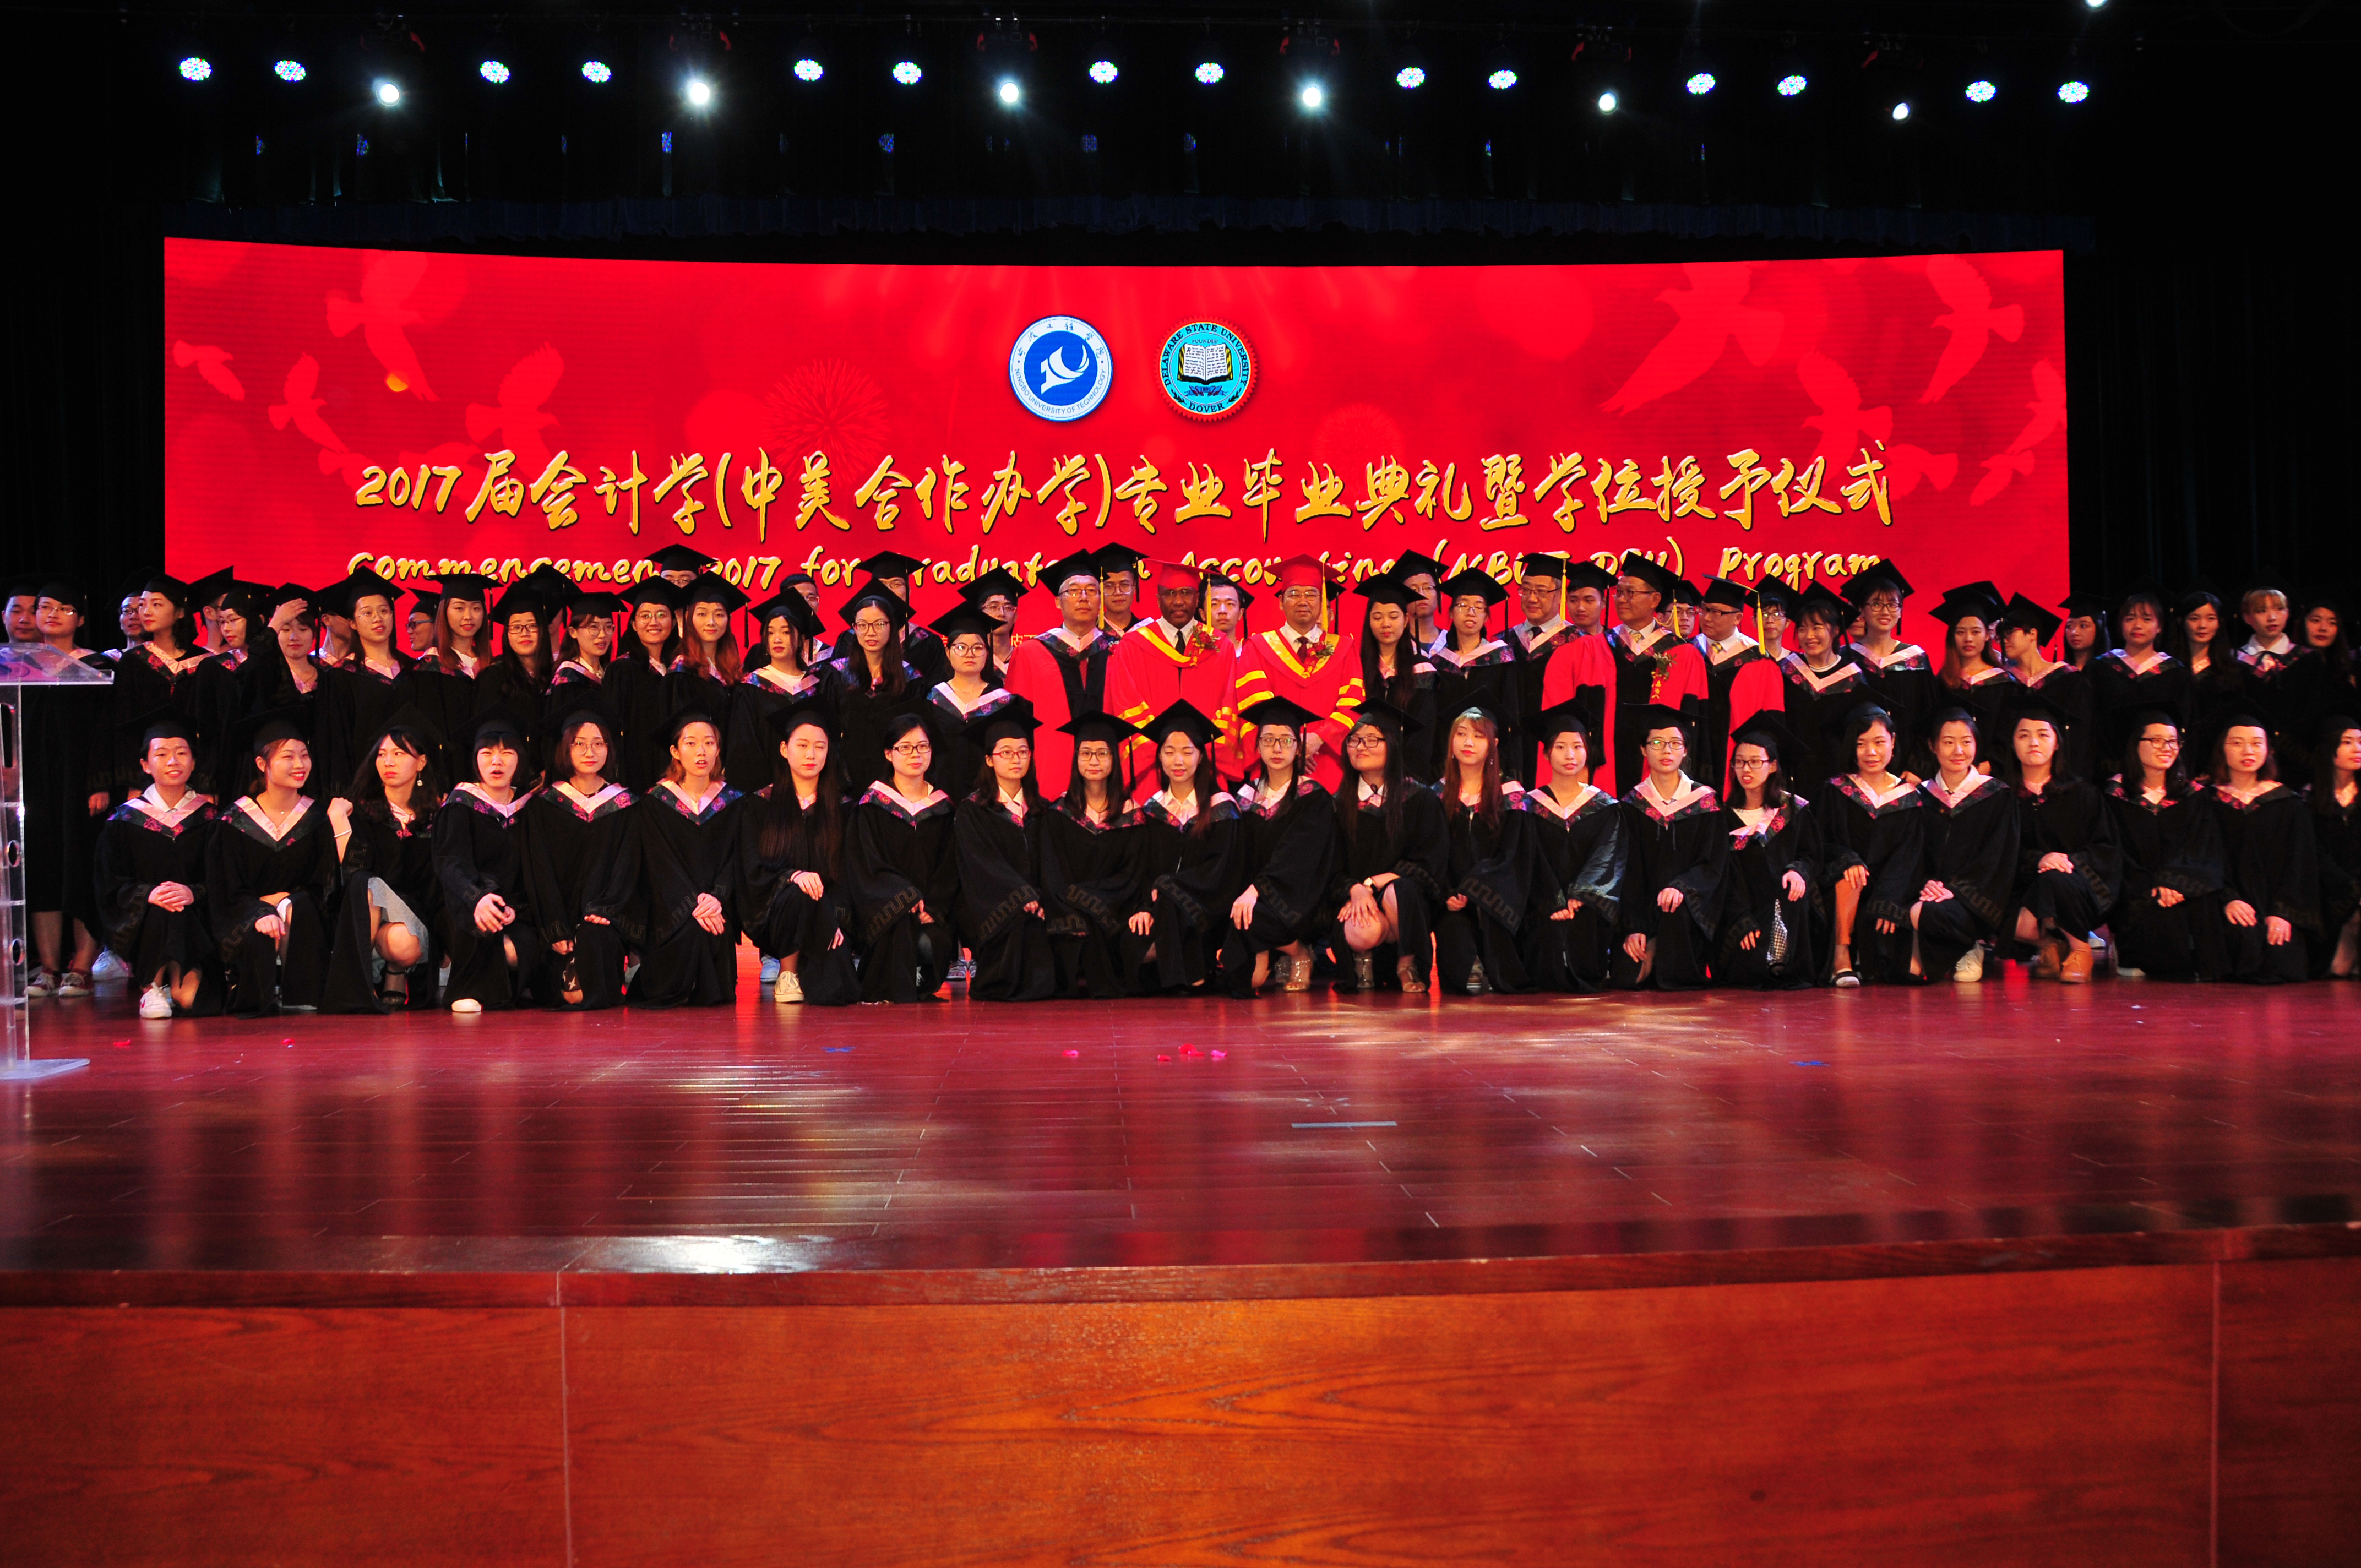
[469,706,530,752]
[1842,560,1915,605]
[857,551,927,584]
[967,695,1042,749]
[34,576,89,614]
[1207,573,1255,608]
[326,567,407,618]
[1531,694,1602,747]
[2114,576,2170,613]
[1615,552,1682,602]
[1519,551,1570,582]
[2006,685,2076,730]
[1238,694,1323,734]
[429,573,494,603]
[748,590,823,640]
[1350,574,1423,611]
[1349,696,1425,740]
[840,584,912,629]
[678,573,750,614]
[137,571,195,608]
[2058,589,2112,618]
[569,591,628,620]
[511,563,579,604]
[1092,542,1150,578]
[266,582,316,617]
[1565,559,1617,595]
[491,584,550,623]
[187,567,236,607]
[1626,702,1692,745]
[2315,713,2361,748]
[1750,578,1800,617]
[1930,585,2006,627]
[231,704,312,763]
[1730,710,1803,759]
[1668,576,1701,607]
[778,570,817,592]
[1794,582,1854,625]
[1700,576,1754,611]
[1058,711,1140,747]
[929,604,1002,645]
[1437,568,1509,608]
[1998,592,2063,645]
[409,592,442,617]
[644,544,716,575]
[123,703,199,749]
[1389,549,1448,581]
[660,706,724,747]
[1139,699,1222,750]
[219,580,274,623]
[765,694,838,746]
[960,567,1030,607]
[1042,550,1101,593]
[619,578,683,613]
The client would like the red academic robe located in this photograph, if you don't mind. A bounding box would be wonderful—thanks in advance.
[1105,620,1239,796]
[1696,636,1787,798]
[1006,625,1121,794]
[1537,626,1710,796]
[1222,628,1366,792]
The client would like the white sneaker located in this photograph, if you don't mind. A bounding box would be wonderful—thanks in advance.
[2116,965,2146,979]
[24,968,56,998]
[138,983,173,1020]
[759,955,781,986]
[1952,945,1984,983]
[92,950,129,982]
[773,968,803,1003]
[450,998,483,1014]
[56,972,94,999]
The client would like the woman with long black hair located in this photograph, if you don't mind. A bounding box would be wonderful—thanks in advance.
[412,574,493,780]
[320,715,445,1012]
[1517,697,1623,994]
[951,698,1059,1002]
[665,573,749,750]
[1354,575,1439,782]
[1715,712,1824,990]
[1217,696,1338,997]
[2308,715,2361,978]
[736,699,859,1006]
[728,589,830,793]
[611,710,744,1008]
[2059,592,2109,674]
[831,584,929,801]
[1039,713,1143,999]
[2207,716,2320,983]
[606,578,684,793]
[2172,584,2241,756]
[1326,699,1449,993]
[1121,701,1244,994]
[1996,689,2121,986]
[2286,593,2356,781]
[2107,711,2226,981]
[1996,592,2101,786]
[1432,707,1536,994]
[1775,582,1875,795]
[1841,564,1938,782]
[317,568,422,796]
[923,604,1018,796]
[1428,570,1522,790]
[517,711,634,1010]
[2086,583,2190,784]
[435,709,541,1014]
[844,710,961,1003]
[472,584,557,781]
[1909,709,2021,984]
[1931,584,2014,750]
[1819,704,1925,986]
[206,709,338,1016]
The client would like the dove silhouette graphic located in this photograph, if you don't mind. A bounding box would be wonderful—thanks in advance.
[1009,315,1113,421]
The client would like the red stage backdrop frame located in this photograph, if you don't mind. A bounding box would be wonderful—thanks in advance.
[163,241,2066,644]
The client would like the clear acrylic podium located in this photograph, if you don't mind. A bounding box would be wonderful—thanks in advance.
[1,643,107,1080]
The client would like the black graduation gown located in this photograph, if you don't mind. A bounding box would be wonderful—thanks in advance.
[1504,624,1577,786]
[2308,784,2361,979]
[91,792,220,1009]
[2087,652,2193,783]
[411,658,482,788]
[1609,779,1728,991]
[21,649,110,929]
[844,783,961,1003]
[831,660,930,801]
[2226,646,2314,771]
[2286,656,2359,783]
[2185,656,2246,763]
[2107,781,2228,980]
[1325,784,1451,988]
[1430,642,1524,787]
[204,794,338,1016]
[1038,797,1143,999]
[1944,668,2019,768]
[319,654,423,798]
[2004,777,2121,949]
[1517,784,1624,994]
[831,624,951,688]
[434,785,541,1010]
[2210,783,2320,984]
[110,644,235,798]
[925,682,1017,798]
[543,659,612,738]
[1434,784,1538,993]
[1216,777,1340,995]
[603,652,677,795]
[953,793,1058,1002]
[1817,775,1926,984]
[2010,665,2101,789]
[1775,651,1875,793]
[1694,643,1778,801]
[475,658,553,783]
[732,786,859,1006]
[662,659,737,739]
[1715,794,1824,989]
[612,782,744,1008]
[319,797,445,1014]
[1121,791,1245,993]
[725,667,830,794]
[1911,774,2022,977]
[517,783,635,1010]
[1607,630,1701,798]
[1848,643,1939,779]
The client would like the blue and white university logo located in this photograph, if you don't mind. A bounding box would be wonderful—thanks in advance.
[1157,320,1255,422]
[1008,316,1114,422]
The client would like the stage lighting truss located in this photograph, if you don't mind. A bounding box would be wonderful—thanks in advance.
[893,61,923,85]
[1487,68,1518,90]
[1686,71,1717,96]
[998,78,1022,106]
[274,59,306,84]
[1966,79,1998,103]
[581,61,612,84]
[179,57,212,82]
[480,60,511,85]
[1089,59,1119,85]
[1395,66,1426,90]
[686,78,714,108]
[1300,81,1326,110]
[1597,90,1619,113]
[1776,73,1807,97]
[2058,79,2090,103]
[793,58,824,83]
[374,79,401,106]
[1195,61,1225,85]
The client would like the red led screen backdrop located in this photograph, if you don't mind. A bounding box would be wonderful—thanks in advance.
[163,241,2065,637]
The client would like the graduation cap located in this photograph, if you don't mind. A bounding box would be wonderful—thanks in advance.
[1518,551,1570,583]
[777,570,817,592]
[929,603,1002,646]
[122,702,200,750]
[1093,542,1150,579]
[1700,576,1754,612]
[230,704,313,765]
[960,567,1030,608]
[1058,711,1140,747]
[1838,702,1897,748]
[219,580,275,624]
[266,582,317,618]
[2005,685,2077,732]
[966,695,1042,750]
[187,567,237,607]
[428,573,494,603]
[1730,710,1803,761]
[1207,572,1255,609]
[467,705,531,754]
[840,583,912,629]
[1237,694,1323,736]
[1929,584,2006,627]
[1614,552,1683,602]
[2058,587,2113,620]
[764,693,839,745]
[1564,559,1618,595]
[569,590,628,622]
[2315,712,2361,749]
[2114,576,2172,615]
[1997,592,2063,645]
[134,571,195,608]
[1145,558,1206,593]
[1531,693,1603,748]
[1389,549,1448,582]
[408,592,442,618]
[1437,568,1509,608]
[1348,695,1425,741]
[1794,581,1854,627]
[643,543,716,577]
[1626,702,1693,747]
[1272,554,1330,592]
[33,575,90,614]
[659,706,724,748]
[678,573,750,614]
[324,567,408,619]
[1350,573,1423,612]
[749,590,823,641]
[491,583,552,624]
[366,701,445,751]
[1042,549,1102,593]
[856,550,928,586]
[618,577,684,614]
[1139,699,1222,750]
[1750,578,1800,617]
[1668,576,1702,607]
[1842,561,1914,606]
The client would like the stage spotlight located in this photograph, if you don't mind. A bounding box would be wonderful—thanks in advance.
[374,79,401,106]
[998,78,1022,106]
[1890,100,1912,121]
[1089,60,1119,85]
[1195,62,1225,84]
[1488,69,1519,90]
[274,59,306,84]
[1686,72,1717,96]
[1776,73,1808,97]
[178,57,212,82]
[480,60,511,85]
[685,78,714,108]
[581,61,612,84]
[1300,82,1326,110]
[792,58,824,83]
[1966,79,1997,102]
[893,61,923,85]
[1395,66,1426,90]
[1597,90,1619,113]
[2058,79,2091,102]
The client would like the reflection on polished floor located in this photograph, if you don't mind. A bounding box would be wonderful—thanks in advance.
[4,968,2357,1278]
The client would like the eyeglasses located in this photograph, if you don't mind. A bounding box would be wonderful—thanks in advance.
[2139,734,2182,749]
[888,742,932,758]
[1731,756,1772,769]
[1643,738,1684,751]
[1345,731,1387,748]
[853,618,893,633]
[987,747,1031,763]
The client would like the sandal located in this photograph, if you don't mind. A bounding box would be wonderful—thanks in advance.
[1396,956,1429,994]
[1351,953,1377,992]
[1284,952,1314,992]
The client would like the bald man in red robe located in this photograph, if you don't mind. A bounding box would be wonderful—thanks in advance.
[1221,554,1364,792]
[1105,559,1238,795]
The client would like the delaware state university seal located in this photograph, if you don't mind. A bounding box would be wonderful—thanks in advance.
[1157,320,1255,421]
